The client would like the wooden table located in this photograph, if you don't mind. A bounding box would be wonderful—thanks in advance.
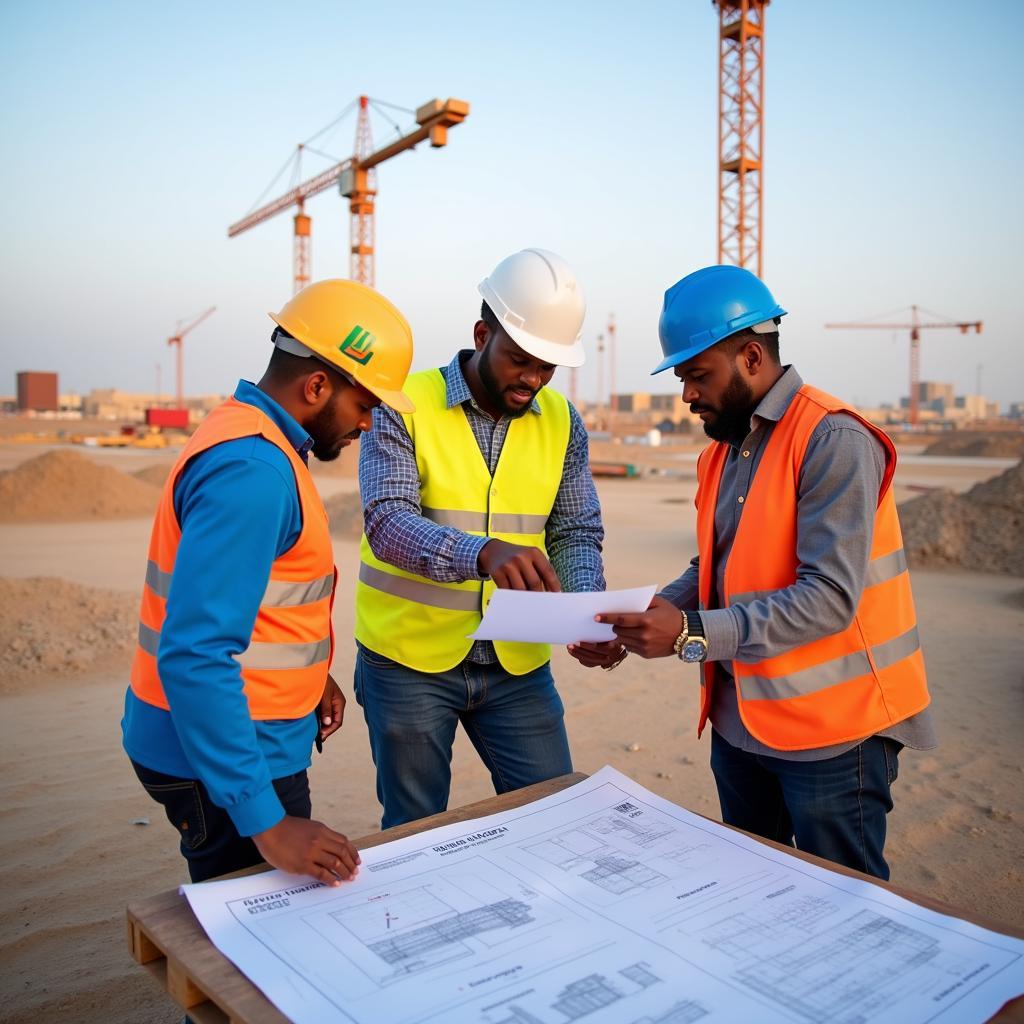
[127,772,1024,1024]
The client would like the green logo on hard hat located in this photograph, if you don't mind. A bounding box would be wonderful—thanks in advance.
[339,325,375,364]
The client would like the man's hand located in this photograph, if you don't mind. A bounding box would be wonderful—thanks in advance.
[567,640,628,670]
[478,539,561,592]
[318,673,345,744]
[596,595,683,659]
[253,816,361,886]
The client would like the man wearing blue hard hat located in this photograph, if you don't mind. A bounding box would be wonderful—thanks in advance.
[598,265,935,880]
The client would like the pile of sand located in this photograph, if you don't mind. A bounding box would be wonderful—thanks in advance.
[922,433,1024,458]
[132,463,172,488]
[0,450,161,522]
[0,577,137,690]
[324,491,366,539]
[900,460,1024,574]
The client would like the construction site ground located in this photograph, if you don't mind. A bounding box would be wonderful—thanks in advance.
[0,440,1021,1023]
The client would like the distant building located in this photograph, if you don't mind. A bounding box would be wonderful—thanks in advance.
[917,381,955,410]
[81,388,223,424]
[611,392,696,431]
[955,394,988,419]
[16,371,58,412]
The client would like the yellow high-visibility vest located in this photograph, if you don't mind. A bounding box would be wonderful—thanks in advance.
[356,368,571,674]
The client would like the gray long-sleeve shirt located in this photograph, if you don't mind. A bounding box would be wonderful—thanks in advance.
[660,366,936,760]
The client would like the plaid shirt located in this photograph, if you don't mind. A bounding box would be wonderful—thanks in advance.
[359,351,605,663]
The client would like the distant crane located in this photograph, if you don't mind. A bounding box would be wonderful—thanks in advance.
[714,0,770,276]
[167,306,216,411]
[228,96,470,293]
[607,313,617,431]
[825,306,982,425]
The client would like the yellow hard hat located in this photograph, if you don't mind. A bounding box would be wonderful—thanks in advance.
[269,279,415,413]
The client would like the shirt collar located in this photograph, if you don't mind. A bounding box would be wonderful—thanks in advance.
[443,350,542,416]
[750,364,803,428]
[234,380,314,462]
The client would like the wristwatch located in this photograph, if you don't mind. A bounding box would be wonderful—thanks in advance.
[672,610,689,659]
[680,613,709,664]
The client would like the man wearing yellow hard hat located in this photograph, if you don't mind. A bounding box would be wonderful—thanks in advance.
[354,248,622,828]
[121,279,414,884]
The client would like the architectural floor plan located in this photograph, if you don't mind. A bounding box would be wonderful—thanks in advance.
[184,767,1023,1024]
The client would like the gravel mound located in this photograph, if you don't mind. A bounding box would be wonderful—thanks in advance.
[899,460,1024,575]
[0,450,161,522]
[0,577,137,690]
[922,433,1024,458]
[323,491,365,539]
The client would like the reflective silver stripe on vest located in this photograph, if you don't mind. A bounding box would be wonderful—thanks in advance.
[145,561,173,599]
[739,625,921,702]
[422,507,488,532]
[359,562,481,612]
[421,507,548,535]
[864,548,908,588]
[138,621,161,657]
[490,512,548,534]
[262,573,334,608]
[730,550,909,608]
[234,637,331,671]
[872,625,920,671]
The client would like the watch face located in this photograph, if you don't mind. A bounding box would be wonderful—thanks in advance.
[682,640,707,663]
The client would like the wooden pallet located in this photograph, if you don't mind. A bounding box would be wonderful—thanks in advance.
[127,771,1024,1023]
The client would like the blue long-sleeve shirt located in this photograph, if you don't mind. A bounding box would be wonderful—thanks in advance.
[121,380,320,836]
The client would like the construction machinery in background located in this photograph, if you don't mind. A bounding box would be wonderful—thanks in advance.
[825,306,983,425]
[163,306,216,426]
[714,0,769,277]
[228,96,470,293]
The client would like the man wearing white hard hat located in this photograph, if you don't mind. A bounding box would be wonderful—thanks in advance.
[353,248,621,827]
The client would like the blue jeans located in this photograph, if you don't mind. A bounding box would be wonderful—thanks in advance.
[710,729,901,880]
[354,645,573,829]
[131,761,312,882]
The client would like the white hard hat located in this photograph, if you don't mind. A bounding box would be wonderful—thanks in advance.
[477,248,586,367]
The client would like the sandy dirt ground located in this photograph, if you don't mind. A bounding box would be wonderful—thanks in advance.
[0,445,1021,1022]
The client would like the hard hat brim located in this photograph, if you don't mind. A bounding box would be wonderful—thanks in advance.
[502,322,586,368]
[366,384,416,414]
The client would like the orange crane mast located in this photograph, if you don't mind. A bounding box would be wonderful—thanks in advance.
[825,306,982,426]
[228,96,469,293]
[714,0,769,277]
[167,306,216,411]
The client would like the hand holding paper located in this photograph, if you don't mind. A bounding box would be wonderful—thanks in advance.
[468,585,657,645]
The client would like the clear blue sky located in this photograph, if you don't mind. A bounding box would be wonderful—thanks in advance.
[2,0,1022,409]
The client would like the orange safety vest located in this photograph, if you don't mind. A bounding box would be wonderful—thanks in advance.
[130,397,336,721]
[695,383,929,751]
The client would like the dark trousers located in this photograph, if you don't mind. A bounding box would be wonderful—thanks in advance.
[131,761,312,882]
[710,729,902,880]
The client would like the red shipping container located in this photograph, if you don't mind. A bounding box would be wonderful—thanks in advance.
[145,408,189,429]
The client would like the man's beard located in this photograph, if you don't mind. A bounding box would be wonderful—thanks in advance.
[479,344,537,419]
[309,393,348,462]
[696,366,755,444]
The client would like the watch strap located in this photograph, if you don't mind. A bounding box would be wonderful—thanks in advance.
[671,610,689,657]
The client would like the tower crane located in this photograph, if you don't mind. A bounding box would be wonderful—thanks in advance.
[167,306,216,411]
[825,306,982,425]
[714,0,770,276]
[228,96,469,293]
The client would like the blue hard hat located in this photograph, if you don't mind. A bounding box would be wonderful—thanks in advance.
[651,265,787,375]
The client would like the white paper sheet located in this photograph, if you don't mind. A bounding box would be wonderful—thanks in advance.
[183,766,1024,1024]
[467,584,657,644]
